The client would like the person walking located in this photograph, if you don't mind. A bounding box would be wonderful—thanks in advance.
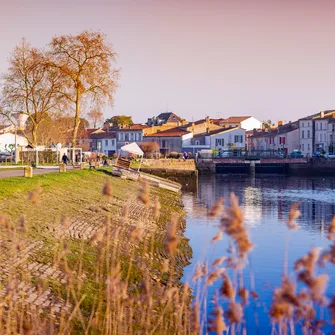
[62,153,69,165]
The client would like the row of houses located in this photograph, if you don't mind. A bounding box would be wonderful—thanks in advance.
[248,110,335,156]
[2,109,335,158]
[88,113,262,156]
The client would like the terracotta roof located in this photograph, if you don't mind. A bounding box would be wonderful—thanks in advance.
[90,131,116,139]
[222,116,251,123]
[145,127,191,137]
[117,124,148,131]
[182,119,207,128]
[313,111,335,119]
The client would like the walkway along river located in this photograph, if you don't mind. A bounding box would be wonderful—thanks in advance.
[181,174,335,334]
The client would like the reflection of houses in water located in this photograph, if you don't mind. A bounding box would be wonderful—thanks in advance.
[243,186,262,226]
[193,175,335,236]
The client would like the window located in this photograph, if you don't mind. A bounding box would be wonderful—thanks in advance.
[215,138,224,146]
[111,139,115,146]
[308,122,310,127]
[161,140,166,147]
[308,143,310,151]
[302,130,304,138]
[125,134,129,141]
[279,137,286,145]
[302,144,304,151]
[118,133,123,141]
[234,135,243,143]
[302,122,305,127]
[316,123,318,130]
[105,140,108,146]
[333,124,335,132]
[195,140,200,145]
[130,133,134,141]
[307,130,310,138]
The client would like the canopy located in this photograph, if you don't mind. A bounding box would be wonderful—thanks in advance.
[120,142,144,157]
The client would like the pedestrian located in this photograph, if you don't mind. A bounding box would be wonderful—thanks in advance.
[62,153,69,165]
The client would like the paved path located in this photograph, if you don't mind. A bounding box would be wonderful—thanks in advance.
[0,166,73,179]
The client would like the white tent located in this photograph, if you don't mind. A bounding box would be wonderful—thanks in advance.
[120,142,144,157]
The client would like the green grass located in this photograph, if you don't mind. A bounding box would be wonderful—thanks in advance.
[0,168,192,334]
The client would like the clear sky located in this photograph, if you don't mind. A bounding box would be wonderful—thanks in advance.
[1,0,335,124]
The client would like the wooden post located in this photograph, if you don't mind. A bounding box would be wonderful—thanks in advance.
[59,163,67,172]
[24,166,33,178]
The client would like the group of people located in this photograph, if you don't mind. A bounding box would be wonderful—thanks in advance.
[61,153,85,165]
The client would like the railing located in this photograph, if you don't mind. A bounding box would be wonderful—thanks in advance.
[199,149,302,159]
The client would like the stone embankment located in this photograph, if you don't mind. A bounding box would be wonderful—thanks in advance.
[140,159,198,191]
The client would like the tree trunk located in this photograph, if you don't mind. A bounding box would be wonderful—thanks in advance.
[72,90,81,162]
[32,124,37,147]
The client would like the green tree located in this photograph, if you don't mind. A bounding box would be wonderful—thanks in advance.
[262,120,274,129]
[105,115,133,128]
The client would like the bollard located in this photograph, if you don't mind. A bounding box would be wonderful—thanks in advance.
[80,162,86,170]
[59,163,67,172]
[24,166,33,178]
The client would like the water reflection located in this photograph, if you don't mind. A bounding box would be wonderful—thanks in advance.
[182,174,335,334]
[192,174,335,234]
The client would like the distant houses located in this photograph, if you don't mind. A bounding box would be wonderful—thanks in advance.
[84,109,335,158]
[248,122,299,155]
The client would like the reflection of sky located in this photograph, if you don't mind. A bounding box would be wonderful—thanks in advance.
[182,175,335,334]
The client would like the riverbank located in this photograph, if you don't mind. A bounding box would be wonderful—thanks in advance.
[0,169,192,334]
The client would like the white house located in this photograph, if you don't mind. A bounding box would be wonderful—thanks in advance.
[214,116,262,131]
[90,131,116,157]
[299,117,314,156]
[207,127,246,150]
[0,133,28,152]
[314,111,335,152]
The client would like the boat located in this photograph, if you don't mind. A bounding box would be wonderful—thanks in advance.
[112,142,144,181]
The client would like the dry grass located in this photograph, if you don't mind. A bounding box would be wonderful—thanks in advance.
[0,170,335,334]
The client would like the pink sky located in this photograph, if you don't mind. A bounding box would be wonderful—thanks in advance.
[1,0,335,123]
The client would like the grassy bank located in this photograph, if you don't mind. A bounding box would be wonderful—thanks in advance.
[0,169,192,334]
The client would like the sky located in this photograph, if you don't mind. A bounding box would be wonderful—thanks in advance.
[1,0,335,124]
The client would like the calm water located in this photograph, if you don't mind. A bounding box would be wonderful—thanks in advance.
[182,174,335,334]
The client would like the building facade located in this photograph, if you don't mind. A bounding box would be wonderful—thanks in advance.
[116,124,148,152]
[144,127,193,155]
[299,118,314,157]
[0,133,28,152]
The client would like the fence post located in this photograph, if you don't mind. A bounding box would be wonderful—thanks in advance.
[59,163,67,172]
[24,166,33,178]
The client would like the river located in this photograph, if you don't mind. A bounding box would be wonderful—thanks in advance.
[182,174,335,334]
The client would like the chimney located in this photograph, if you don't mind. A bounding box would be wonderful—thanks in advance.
[320,111,325,118]
[278,120,283,127]
[253,128,257,135]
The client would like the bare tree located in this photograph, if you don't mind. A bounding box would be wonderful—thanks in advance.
[50,30,118,154]
[87,108,104,128]
[0,39,64,146]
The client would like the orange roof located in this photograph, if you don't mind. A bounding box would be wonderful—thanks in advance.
[145,127,191,137]
[118,124,149,131]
